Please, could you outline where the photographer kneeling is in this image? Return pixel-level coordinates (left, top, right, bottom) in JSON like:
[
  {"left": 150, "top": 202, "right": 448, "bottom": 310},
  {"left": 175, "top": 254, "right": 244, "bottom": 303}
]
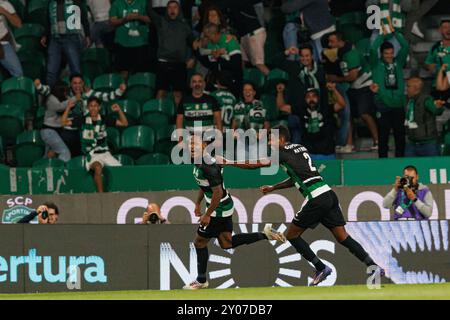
[
  {"left": 383, "top": 166, "right": 434, "bottom": 220},
  {"left": 140, "top": 203, "right": 170, "bottom": 225},
  {"left": 17, "top": 203, "right": 60, "bottom": 224}
]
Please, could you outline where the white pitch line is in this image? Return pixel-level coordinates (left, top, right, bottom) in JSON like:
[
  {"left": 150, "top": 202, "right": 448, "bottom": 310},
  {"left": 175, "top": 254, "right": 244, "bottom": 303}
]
[
  {"left": 216, "top": 278, "right": 235, "bottom": 289},
  {"left": 209, "top": 269, "right": 232, "bottom": 279},
  {"left": 279, "top": 268, "right": 301, "bottom": 278},
  {"left": 279, "top": 253, "right": 301, "bottom": 264},
  {"left": 209, "top": 254, "right": 231, "bottom": 265},
  {"left": 275, "top": 241, "right": 291, "bottom": 254},
  {"left": 275, "top": 278, "right": 292, "bottom": 287}
]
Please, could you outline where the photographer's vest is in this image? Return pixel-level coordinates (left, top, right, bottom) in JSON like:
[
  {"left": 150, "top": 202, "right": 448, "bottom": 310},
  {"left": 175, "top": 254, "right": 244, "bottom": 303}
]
[
  {"left": 393, "top": 187, "right": 430, "bottom": 220},
  {"left": 406, "top": 94, "right": 437, "bottom": 143},
  {"left": 49, "top": 0, "right": 83, "bottom": 36}
]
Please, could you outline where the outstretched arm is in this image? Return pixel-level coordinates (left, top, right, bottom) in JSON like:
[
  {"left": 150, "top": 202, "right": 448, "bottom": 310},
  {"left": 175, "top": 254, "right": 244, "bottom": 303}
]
[
  {"left": 436, "top": 64, "right": 450, "bottom": 91},
  {"left": 216, "top": 156, "right": 272, "bottom": 169},
  {"left": 274, "top": 178, "right": 295, "bottom": 190},
  {"left": 261, "top": 178, "right": 295, "bottom": 194}
]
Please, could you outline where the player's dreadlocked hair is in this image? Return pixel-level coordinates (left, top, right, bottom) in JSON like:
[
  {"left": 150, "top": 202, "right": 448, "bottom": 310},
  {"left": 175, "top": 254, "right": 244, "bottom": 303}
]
[{"left": 271, "top": 125, "right": 291, "bottom": 143}]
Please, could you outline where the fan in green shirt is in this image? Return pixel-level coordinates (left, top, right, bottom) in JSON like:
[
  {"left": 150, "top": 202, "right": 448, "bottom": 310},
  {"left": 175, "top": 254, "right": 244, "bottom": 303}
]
[
  {"left": 369, "top": 31, "right": 409, "bottom": 109},
  {"left": 424, "top": 20, "right": 450, "bottom": 87},
  {"left": 232, "top": 83, "right": 270, "bottom": 132},
  {"left": 109, "top": 0, "right": 150, "bottom": 48},
  {"left": 211, "top": 89, "right": 236, "bottom": 131},
  {"left": 204, "top": 33, "right": 241, "bottom": 61},
  {"left": 326, "top": 32, "right": 373, "bottom": 90}
]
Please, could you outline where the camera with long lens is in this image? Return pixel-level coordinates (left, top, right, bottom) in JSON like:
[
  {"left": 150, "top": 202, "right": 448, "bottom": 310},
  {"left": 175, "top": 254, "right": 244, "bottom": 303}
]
[
  {"left": 399, "top": 176, "right": 414, "bottom": 190},
  {"left": 41, "top": 210, "right": 48, "bottom": 220},
  {"left": 149, "top": 213, "right": 159, "bottom": 224}
]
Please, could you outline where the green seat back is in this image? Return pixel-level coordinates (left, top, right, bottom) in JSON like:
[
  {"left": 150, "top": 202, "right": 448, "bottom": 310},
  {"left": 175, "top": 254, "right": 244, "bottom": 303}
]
[
  {"left": 66, "top": 156, "right": 87, "bottom": 169},
  {"left": 155, "top": 124, "right": 175, "bottom": 142},
  {"left": 128, "top": 72, "right": 156, "bottom": 90},
  {"left": 0, "top": 104, "right": 25, "bottom": 140},
  {"left": 141, "top": 98, "right": 174, "bottom": 129},
  {"left": 120, "top": 125, "right": 155, "bottom": 159},
  {"left": 154, "top": 140, "right": 176, "bottom": 157},
  {"left": 27, "top": 0, "right": 50, "bottom": 29},
  {"left": 106, "top": 99, "right": 141, "bottom": 126},
  {"left": 0, "top": 136, "right": 3, "bottom": 162},
  {"left": 136, "top": 153, "right": 170, "bottom": 165},
  {"left": 114, "top": 154, "right": 135, "bottom": 166},
  {"left": 125, "top": 73, "right": 156, "bottom": 105},
  {"left": 243, "top": 68, "right": 266, "bottom": 89},
  {"left": 93, "top": 73, "right": 123, "bottom": 93},
  {"left": 32, "top": 158, "right": 66, "bottom": 168},
  {"left": 1, "top": 77, "right": 35, "bottom": 111},
  {"left": 142, "top": 98, "right": 175, "bottom": 117},
  {"left": 154, "top": 125, "right": 176, "bottom": 156},
  {"left": 81, "top": 48, "right": 111, "bottom": 82},
  {"left": 34, "top": 106, "right": 45, "bottom": 129},
  {"left": 14, "top": 130, "right": 45, "bottom": 167},
  {"left": 14, "top": 23, "right": 45, "bottom": 52},
  {"left": 261, "top": 94, "right": 279, "bottom": 121},
  {"left": 106, "top": 127, "right": 121, "bottom": 154},
  {"left": 18, "top": 50, "right": 46, "bottom": 80},
  {"left": 264, "top": 69, "right": 289, "bottom": 94}
]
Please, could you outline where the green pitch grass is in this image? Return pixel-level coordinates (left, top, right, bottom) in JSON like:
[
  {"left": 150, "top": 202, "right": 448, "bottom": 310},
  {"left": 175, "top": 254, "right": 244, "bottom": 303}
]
[{"left": 0, "top": 283, "right": 449, "bottom": 300}]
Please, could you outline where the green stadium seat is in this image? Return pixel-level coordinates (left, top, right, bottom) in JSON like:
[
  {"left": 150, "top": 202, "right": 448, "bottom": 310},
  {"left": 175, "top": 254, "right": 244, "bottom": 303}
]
[
  {"left": 26, "top": 0, "right": 50, "bottom": 29},
  {"left": 338, "top": 11, "right": 366, "bottom": 26},
  {"left": 443, "top": 144, "right": 450, "bottom": 156},
  {"left": 243, "top": 68, "right": 266, "bottom": 89},
  {"left": 14, "top": 23, "right": 45, "bottom": 52},
  {"left": 106, "top": 99, "right": 141, "bottom": 126},
  {"left": 106, "top": 127, "right": 121, "bottom": 154},
  {"left": 120, "top": 125, "right": 155, "bottom": 159},
  {"left": 66, "top": 156, "right": 87, "bottom": 169},
  {"left": 0, "top": 136, "right": 4, "bottom": 163},
  {"left": 155, "top": 141, "right": 177, "bottom": 158},
  {"left": 93, "top": 73, "right": 123, "bottom": 94},
  {"left": 10, "top": 0, "right": 26, "bottom": 20},
  {"left": 264, "top": 69, "right": 289, "bottom": 94},
  {"left": 154, "top": 125, "right": 176, "bottom": 156},
  {"left": 34, "top": 106, "right": 45, "bottom": 130},
  {"left": 444, "top": 132, "right": 450, "bottom": 145},
  {"left": 32, "top": 158, "right": 66, "bottom": 168},
  {"left": 337, "top": 11, "right": 368, "bottom": 44},
  {"left": 261, "top": 94, "right": 279, "bottom": 121},
  {"left": 114, "top": 154, "right": 135, "bottom": 166},
  {"left": 155, "top": 124, "right": 173, "bottom": 142},
  {"left": 125, "top": 72, "right": 156, "bottom": 105},
  {"left": 0, "top": 104, "right": 25, "bottom": 140},
  {"left": 136, "top": 153, "right": 170, "bottom": 165},
  {"left": 0, "top": 71, "right": 7, "bottom": 86},
  {"left": 141, "top": 98, "right": 174, "bottom": 129},
  {"left": 18, "top": 50, "right": 46, "bottom": 80},
  {"left": 14, "top": 130, "right": 45, "bottom": 167},
  {"left": 64, "top": 156, "right": 97, "bottom": 192},
  {"left": 1, "top": 77, "right": 35, "bottom": 111},
  {"left": 81, "top": 48, "right": 111, "bottom": 82}
]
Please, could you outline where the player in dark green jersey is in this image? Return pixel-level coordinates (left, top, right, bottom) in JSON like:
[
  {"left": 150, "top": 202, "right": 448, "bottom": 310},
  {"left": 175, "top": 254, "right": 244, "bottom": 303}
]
[
  {"left": 183, "top": 135, "right": 286, "bottom": 290},
  {"left": 219, "top": 126, "right": 385, "bottom": 286}
]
